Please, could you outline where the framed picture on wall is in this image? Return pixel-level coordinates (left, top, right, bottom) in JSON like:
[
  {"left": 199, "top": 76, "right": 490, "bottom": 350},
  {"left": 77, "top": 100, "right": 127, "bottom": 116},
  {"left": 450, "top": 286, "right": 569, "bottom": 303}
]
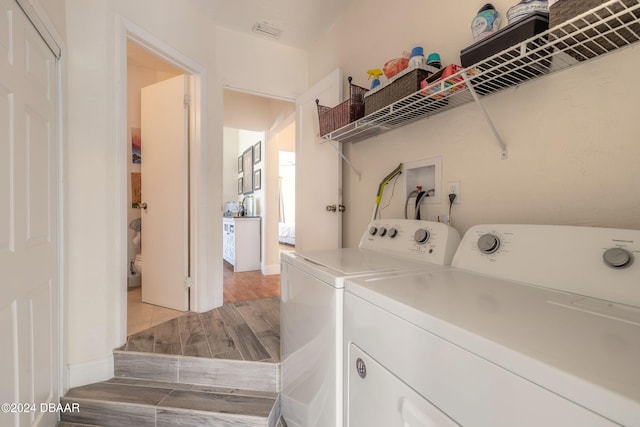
[
  {"left": 254, "top": 141, "right": 261, "bottom": 163},
  {"left": 242, "top": 146, "right": 254, "bottom": 194},
  {"left": 254, "top": 169, "right": 262, "bottom": 190},
  {"left": 238, "top": 155, "right": 243, "bottom": 173},
  {"left": 131, "top": 127, "right": 141, "bottom": 164},
  {"left": 238, "top": 178, "right": 243, "bottom": 195}
]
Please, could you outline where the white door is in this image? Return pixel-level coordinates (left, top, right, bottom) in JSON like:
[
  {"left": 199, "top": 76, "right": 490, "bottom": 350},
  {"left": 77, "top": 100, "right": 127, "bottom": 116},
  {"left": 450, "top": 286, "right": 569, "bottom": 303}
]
[
  {"left": 0, "top": 1, "right": 60, "bottom": 426},
  {"left": 295, "top": 69, "right": 343, "bottom": 253},
  {"left": 140, "top": 75, "right": 189, "bottom": 311}
]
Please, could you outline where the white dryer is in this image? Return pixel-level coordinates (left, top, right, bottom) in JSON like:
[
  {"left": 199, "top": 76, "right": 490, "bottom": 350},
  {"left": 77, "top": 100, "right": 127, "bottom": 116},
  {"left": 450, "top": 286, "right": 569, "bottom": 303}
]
[
  {"left": 280, "top": 219, "right": 461, "bottom": 427},
  {"left": 344, "top": 224, "right": 640, "bottom": 426}
]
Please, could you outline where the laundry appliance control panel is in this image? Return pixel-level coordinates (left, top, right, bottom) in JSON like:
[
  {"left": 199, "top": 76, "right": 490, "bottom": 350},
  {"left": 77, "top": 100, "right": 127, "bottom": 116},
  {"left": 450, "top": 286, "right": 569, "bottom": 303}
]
[
  {"left": 359, "top": 219, "right": 461, "bottom": 266},
  {"left": 452, "top": 224, "right": 640, "bottom": 308}
]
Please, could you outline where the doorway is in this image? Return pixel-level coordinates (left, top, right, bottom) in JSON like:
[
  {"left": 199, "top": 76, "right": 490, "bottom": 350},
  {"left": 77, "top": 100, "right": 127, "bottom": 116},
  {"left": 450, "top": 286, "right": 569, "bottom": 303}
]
[
  {"left": 123, "top": 40, "right": 191, "bottom": 336},
  {"left": 222, "top": 90, "right": 295, "bottom": 303}
]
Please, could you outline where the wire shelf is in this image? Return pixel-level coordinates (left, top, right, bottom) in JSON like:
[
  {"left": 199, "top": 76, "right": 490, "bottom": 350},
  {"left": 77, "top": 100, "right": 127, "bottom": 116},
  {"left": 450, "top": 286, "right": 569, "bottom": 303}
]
[{"left": 322, "top": 0, "right": 640, "bottom": 144}]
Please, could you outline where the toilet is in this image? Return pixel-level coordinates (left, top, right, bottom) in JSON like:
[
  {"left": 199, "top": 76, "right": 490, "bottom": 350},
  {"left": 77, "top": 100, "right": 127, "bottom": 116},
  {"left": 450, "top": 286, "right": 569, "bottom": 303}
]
[
  {"left": 129, "top": 217, "right": 143, "bottom": 276},
  {"left": 133, "top": 252, "right": 143, "bottom": 274}
]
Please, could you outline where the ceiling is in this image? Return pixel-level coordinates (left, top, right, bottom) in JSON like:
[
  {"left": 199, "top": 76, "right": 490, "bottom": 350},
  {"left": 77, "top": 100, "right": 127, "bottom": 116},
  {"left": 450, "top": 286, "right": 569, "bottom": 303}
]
[{"left": 187, "top": 0, "right": 353, "bottom": 49}]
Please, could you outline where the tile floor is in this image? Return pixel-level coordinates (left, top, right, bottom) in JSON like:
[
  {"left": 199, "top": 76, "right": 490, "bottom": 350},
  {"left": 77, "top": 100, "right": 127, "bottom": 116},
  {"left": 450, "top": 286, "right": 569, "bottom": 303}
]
[
  {"left": 61, "top": 378, "right": 279, "bottom": 427},
  {"left": 123, "top": 297, "right": 280, "bottom": 362},
  {"left": 127, "top": 287, "right": 185, "bottom": 336}
]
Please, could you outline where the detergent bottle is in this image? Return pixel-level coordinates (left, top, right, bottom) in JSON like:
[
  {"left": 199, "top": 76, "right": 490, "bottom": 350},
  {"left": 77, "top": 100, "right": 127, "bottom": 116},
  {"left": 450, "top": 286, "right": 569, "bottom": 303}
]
[
  {"left": 367, "top": 68, "right": 383, "bottom": 90},
  {"left": 471, "top": 3, "right": 501, "bottom": 41},
  {"left": 408, "top": 46, "right": 426, "bottom": 69}
]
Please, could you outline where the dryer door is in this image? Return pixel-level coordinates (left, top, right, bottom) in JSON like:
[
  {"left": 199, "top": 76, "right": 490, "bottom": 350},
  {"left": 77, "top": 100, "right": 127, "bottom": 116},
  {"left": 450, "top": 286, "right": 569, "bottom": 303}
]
[{"left": 347, "top": 344, "right": 459, "bottom": 427}]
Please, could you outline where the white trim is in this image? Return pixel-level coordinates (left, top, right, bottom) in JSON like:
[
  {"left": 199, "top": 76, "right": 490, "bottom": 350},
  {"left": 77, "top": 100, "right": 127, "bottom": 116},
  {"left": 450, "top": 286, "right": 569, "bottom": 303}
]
[
  {"left": 263, "top": 263, "right": 280, "bottom": 276},
  {"left": 56, "top": 52, "right": 67, "bottom": 398},
  {"left": 67, "top": 354, "right": 114, "bottom": 388},
  {"left": 224, "top": 84, "right": 295, "bottom": 103},
  {"left": 14, "top": 0, "right": 62, "bottom": 57},
  {"left": 115, "top": 17, "right": 209, "bottom": 348}
]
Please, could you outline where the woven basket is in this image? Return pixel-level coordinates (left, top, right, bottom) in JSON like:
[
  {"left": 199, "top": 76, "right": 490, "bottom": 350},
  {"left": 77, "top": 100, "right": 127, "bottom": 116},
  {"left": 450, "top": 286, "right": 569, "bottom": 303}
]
[
  {"left": 317, "top": 77, "right": 367, "bottom": 137},
  {"left": 550, "top": 0, "right": 640, "bottom": 60},
  {"left": 364, "top": 68, "right": 433, "bottom": 116}
]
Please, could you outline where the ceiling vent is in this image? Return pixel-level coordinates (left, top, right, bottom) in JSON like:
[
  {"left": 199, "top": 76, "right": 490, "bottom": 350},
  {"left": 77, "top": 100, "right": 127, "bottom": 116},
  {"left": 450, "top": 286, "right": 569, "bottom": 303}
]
[{"left": 252, "top": 22, "right": 283, "bottom": 39}]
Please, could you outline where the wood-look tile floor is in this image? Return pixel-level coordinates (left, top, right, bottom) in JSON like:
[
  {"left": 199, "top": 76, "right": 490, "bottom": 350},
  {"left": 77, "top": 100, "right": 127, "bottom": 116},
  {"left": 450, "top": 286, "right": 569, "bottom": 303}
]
[
  {"left": 123, "top": 297, "right": 280, "bottom": 362},
  {"left": 128, "top": 262, "right": 282, "bottom": 336}
]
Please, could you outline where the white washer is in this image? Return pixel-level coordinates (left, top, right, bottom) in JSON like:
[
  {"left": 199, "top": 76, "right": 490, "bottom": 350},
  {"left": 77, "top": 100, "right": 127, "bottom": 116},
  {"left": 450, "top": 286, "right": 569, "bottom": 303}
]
[
  {"left": 344, "top": 224, "right": 640, "bottom": 426},
  {"left": 280, "top": 219, "right": 461, "bottom": 427}
]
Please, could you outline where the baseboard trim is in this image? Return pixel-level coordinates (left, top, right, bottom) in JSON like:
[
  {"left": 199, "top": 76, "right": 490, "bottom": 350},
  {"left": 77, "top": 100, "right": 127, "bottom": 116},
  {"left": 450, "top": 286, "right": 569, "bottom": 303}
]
[
  {"left": 68, "top": 354, "right": 114, "bottom": 388},
  {"left": 263, "top": 263, "right": 280, "bottom": 275}
]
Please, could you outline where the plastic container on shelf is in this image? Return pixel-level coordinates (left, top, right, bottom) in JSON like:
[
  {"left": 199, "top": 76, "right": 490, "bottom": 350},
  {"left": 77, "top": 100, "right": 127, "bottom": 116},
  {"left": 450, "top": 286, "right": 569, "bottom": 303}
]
[
  {"left": 507, "top": 0, "right": 548, "bottom": 24},
  {"left": 460, "top": 11, "right": 550, "bottom": 67},
  {"left": 471, "top": 3, "right": 502, "bottom": 41}
]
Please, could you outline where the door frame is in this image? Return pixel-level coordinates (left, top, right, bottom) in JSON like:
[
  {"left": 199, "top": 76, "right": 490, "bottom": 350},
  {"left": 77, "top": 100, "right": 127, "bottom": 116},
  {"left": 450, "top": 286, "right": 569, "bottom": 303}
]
[{"left": 115, "top": 17, "right": 207, "bottom": 343}]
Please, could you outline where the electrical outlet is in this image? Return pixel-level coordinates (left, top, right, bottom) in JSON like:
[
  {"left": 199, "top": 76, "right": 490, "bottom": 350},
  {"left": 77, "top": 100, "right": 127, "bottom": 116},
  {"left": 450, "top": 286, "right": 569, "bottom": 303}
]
[{"left": 447, "top": 181, "right": 461, "bottom": 204}]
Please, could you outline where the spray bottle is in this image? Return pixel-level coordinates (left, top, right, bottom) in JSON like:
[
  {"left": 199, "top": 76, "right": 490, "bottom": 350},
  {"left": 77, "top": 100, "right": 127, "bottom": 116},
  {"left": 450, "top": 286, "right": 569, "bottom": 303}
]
[{"left": 367, "top": 68, "right": 383, "bottom": 90}]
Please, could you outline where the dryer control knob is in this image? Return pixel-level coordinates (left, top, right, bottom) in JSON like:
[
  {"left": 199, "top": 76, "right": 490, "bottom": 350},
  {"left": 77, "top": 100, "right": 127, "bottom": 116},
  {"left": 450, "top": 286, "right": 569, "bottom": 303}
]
[
  {"left": 603, "top": 247, "right": 633, "bottom": 269},
  {"left": 414, "top": 228, "right": 430, "bottom": 244},
  {"left": 388, "top": 228, "right": 398, "bottom": 238},
  {"left": 379, "top": 227, "right": 387, "bottom": 237},
  {"left": 369, "top": 226, "right": 378, "bottom": 236},
  {"left": 478, "top": 233, "right": 500, "bottom": 254}
]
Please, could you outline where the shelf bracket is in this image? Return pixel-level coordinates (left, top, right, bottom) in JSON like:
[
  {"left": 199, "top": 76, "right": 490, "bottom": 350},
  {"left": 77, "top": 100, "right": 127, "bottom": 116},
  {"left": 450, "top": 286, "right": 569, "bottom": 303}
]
[
  {"left": 462, "top": 71, "right": 508, "bottom": 160},
  {"left": 326, "top": 138, "right": 362, "bottom": 179}
]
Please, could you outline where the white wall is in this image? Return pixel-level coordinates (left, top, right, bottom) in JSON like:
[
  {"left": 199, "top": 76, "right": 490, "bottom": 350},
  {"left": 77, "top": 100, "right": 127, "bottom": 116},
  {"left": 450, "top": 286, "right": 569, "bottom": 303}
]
[
  {"left": 307, "top": 0, "right": 640, "bottom": 247},
  {"left": 216, "top": 26, "right": 308, "bottom": 100},
  {"left": 63, "top": 0, "right": 307, "bottom": 387},
  {"left": 279, "top": 149, "right": 296, "bottom": 224},
  {"left": 223, "top": 127, "right": 241, "bottom": 203},
  {"left": 265, "top": 116, "right": 296, "bottom": 274}
]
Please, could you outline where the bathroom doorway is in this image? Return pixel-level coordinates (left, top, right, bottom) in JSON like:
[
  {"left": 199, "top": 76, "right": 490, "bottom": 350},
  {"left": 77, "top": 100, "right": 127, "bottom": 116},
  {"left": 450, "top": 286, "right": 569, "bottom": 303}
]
[{"left": 124, "top": 40, "right": 188, "bottom": 335}]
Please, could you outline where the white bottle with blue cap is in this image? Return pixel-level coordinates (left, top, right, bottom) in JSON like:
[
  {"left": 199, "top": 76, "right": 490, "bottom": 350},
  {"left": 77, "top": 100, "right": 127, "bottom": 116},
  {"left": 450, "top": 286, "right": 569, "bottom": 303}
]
[{"left": 408, "top": 46, "right": 427, "bottom": 69}]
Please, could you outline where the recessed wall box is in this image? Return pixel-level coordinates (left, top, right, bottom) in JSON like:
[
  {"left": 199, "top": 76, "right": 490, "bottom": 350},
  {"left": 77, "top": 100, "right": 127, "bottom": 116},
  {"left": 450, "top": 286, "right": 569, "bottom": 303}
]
[{"left": 404, "top": 156, "right": 442, "bottom": 209}]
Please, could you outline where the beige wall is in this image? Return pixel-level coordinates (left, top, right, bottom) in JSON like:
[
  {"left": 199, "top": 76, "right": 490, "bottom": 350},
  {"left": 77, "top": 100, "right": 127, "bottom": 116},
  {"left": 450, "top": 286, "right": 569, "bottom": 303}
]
[{"left": 307, "top": 0, "right": 640, "bottom": 247}]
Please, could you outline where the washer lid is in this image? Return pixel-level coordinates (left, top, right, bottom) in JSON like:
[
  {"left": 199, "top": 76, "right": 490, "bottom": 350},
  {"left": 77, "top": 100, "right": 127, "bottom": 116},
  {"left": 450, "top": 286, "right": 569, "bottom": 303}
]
[{"left": 299, "top": 248, "right": 440, "bottom": 276}]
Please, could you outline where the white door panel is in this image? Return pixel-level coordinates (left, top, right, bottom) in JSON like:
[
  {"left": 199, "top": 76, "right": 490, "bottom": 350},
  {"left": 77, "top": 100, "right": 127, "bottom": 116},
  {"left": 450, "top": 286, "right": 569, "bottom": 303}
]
[
  {"left": 0, "top": 1, "right": 59, "bottom": 425},
  {"left": 140, "top": 75, "right": 189, "bottom": 311},
  {"left": 295, "top": 69, "right": 343, "bottom": 253}
]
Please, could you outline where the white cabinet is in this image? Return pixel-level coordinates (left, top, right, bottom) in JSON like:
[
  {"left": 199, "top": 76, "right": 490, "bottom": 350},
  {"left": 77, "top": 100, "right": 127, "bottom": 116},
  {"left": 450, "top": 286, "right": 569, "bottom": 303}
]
[{"left": 223, "top": 217, "right": 261, "bottom": 272}]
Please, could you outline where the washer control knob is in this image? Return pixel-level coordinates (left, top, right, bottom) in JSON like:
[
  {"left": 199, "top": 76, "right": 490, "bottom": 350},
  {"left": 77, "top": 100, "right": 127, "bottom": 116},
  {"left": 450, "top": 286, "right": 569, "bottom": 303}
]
[
  {"left": 388, "top": 228, "right": 398, "bottom": 238},
  {"left": 379, "top": 227, "right": 387, "bottom": 237},
  {"left": 603, "top": 247, "right": 633, "bottom": 269},
  {"left": 478, "top": 233, "right": 501, "bottom": 254},
  {"left": 369, "top": 226, "right": 378, "bottom": 236},
  {"left": 414, "top": 228, "right": 430, "bottom": 244}
]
